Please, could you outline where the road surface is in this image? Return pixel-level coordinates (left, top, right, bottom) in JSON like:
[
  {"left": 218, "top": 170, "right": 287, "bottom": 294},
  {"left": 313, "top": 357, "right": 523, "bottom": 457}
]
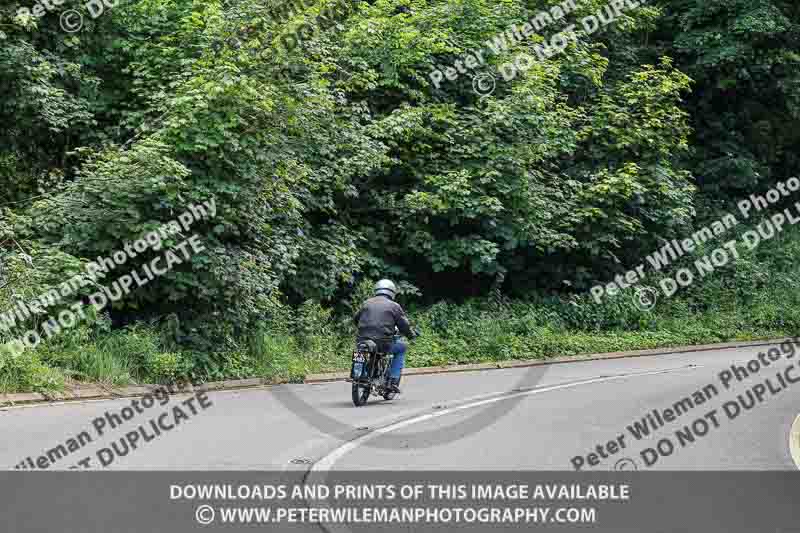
[{"left": 2, "top": 343, "right": 798, "bottom": 471}]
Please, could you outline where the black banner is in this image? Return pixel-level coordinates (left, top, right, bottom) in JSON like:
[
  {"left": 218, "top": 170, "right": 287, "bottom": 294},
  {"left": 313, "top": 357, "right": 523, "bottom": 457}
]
[{"left": 2, "top": 472, "right": 797, "bottom": 532}]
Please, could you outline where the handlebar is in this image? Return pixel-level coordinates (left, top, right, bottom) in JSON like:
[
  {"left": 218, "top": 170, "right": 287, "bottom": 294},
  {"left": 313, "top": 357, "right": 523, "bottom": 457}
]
[{"left": 393, "top": 326, "right": 421, "bottom": 339}]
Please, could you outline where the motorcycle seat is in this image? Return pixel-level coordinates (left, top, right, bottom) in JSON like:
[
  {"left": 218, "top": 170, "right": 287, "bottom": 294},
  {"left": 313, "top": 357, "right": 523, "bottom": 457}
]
[{"left": 356, "top": 339, "right": 378, "bottom": 354}]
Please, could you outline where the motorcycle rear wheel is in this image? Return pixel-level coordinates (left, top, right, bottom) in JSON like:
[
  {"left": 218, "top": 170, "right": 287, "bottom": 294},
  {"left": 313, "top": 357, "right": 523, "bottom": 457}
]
[{"left": 352, "top": 382, "right": 370, "bottom": 406}]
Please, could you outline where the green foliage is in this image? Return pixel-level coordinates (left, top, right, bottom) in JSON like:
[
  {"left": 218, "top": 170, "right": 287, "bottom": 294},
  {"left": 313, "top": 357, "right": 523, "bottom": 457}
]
[
  {"left": 145, "top": 351, "right": 187, "bottom": 383},
  {"left": 662, "top": 0, "right": 800, "bottom": 197},
  {"left": 0, "top": 341, "right": 64, "bottom": 394},
  {"left": 0, "top": 0, "right": 702, "bottom": 311},
  {"left": 1, "top": 0, "right": 799, "bottom": 393}
]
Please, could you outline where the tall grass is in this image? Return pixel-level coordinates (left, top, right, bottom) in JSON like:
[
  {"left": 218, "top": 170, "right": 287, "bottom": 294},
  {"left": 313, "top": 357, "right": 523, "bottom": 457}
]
[{"left": 4, "top": 224, "right": 800, "bottom": 394}]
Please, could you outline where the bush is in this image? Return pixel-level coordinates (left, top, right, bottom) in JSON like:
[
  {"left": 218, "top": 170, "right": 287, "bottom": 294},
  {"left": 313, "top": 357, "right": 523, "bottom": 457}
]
[
  {"left": 144, "top": 352, "right": 187, "bottom": 384},
  {"left": 4, "top": 219, "right": 800, "bottom": 393},
  {"left": 0, "top": 342, "right": 64, "bottom": 394}
]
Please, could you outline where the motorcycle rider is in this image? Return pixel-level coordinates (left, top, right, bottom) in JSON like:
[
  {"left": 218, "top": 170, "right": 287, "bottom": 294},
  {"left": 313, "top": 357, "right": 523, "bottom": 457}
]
[{"left": 354, "top": 279, "right": 416, "bottom": 393}]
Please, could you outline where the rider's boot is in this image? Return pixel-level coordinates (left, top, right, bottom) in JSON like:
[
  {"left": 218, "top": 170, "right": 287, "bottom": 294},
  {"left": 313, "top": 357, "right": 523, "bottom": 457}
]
[{"left": 388, "top": 377, "right": 401, "bottom": 393}]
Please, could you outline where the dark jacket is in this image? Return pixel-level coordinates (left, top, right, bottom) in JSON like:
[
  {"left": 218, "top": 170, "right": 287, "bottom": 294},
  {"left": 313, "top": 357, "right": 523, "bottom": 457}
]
[{"left": 354, "top": 295, "right": 413, "bottom": 348}]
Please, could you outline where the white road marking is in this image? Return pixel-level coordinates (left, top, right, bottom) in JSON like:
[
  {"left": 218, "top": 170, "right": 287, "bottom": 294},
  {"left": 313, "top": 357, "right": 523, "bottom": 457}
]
[
  {"left": 311, "top": 366, "right": 696, "bottom": 473},
  {"left": 790, "top": 415, "right": 800, "bottom": 470}
]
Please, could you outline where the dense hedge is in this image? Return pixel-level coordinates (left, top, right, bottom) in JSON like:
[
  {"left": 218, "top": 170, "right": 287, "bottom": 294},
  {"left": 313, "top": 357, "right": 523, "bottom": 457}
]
[{"left": 1, "top": 0, "right": 799, "bottom": 391}]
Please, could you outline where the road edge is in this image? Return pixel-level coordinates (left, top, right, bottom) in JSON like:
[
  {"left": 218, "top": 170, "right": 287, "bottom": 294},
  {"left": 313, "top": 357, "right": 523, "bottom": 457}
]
[
  {"left": 1, "top": 337, "right": 792, "bottom": 408},
  {"left": 305, "top": 337, "right": 794, "bottom": 383}
]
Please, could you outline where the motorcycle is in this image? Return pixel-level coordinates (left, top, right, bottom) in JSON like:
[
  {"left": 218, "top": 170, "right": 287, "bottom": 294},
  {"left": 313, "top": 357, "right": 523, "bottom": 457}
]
[{"left": 349, "top": 328, "right": 418, "bottom": 407}]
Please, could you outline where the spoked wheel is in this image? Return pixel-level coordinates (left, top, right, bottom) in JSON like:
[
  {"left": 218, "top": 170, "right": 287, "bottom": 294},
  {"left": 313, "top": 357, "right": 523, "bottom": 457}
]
[{"left": 352, "top": 381, "right": 371, "bottom": 406}]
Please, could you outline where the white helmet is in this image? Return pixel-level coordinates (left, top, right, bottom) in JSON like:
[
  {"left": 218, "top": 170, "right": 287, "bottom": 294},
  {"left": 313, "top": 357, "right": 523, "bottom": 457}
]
[{"left": 374, "top": 279, "right": 397, "bottom": 299}]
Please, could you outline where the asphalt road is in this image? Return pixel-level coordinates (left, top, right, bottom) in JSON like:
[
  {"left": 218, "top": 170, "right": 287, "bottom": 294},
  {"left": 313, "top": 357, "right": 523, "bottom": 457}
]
[{"left": 2, "top": 344, "right": 798, "bottom": 471}]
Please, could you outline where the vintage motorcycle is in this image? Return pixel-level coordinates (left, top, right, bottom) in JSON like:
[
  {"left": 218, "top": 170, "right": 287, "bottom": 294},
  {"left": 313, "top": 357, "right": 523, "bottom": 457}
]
[{"left": 348, "top": 330, "right": 409, "bottom": 407}]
